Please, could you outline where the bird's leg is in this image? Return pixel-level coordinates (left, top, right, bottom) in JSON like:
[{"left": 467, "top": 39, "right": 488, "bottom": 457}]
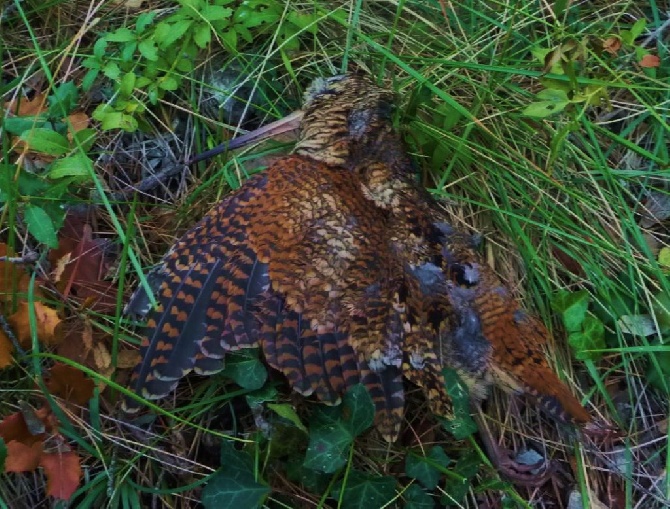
[{"left": 473, "top": 405, "right": 554, "bottom": 487}]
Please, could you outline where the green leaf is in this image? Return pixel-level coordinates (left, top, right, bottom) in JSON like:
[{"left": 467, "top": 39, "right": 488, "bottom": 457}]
[
  {"left": 652, "top": 291, "right": 670, "bottom": 334},
  {"left": 20, "top": 128, "right": 69, "bottom": 156},
  {"left": 303, "top": 384, "right": 374, "bottom": 473},
  {"left": 48, "top": 82, "right": 78, "bottom": 116},
  {"left": 136, "top": 11, "right": 157, "bottom": 32},
  {"left": 331, "top": 470, "right": 396, "bottom": 509},
  {"left": 82, "top": 69, "right": 99, "bottom": 91},
  {"left": 194, "top": 24, "right": 212, "bottom": 48},
  {"left": 630, "top": 18, "right": 647, "bottom": 40},
  {"left": 267, "top": 403, "right": 307, "bottom": 433},
  {"left": 522, "top": 100, "right": 569, "bottom": 118},
  {"left": 441, "top": 450, "right": 481, "bottom": 505},
  {"left": 105, "top": 27, "right": 136, "bottom": 43},
  {"left": 138, "top": 39, "right": 158, "bottom": 61},
  {"left": 222, "top": 351, "right": 267, "bottom": 390},
  {"left": 403, "top": 484, "right": 433, "bottom": 509},
  {"left": 162, "top": 19, "right": 193, "bottom": 46},
  {"left": 202, "top": 441, "right": 270, "bottom": 509},
  {"left": 93, "top": 106, "right": 138, "bottom": 132},
  {"left": 405, "top": 446, "right": 450, "bottom": 489},
  {"left": 287, "top": 11, "right": 318, "bottom": 34},
  {"left": 120, "top": 72, "right": 136, "bottom": 97},
  {"left": 618, "top": 314, "right": 656, "bottom": 337},
  {"left": 440, "top": 368, "right": 477, "bottom": 439},
  {"left": 568, "top": 315, "right": 605, "bottom": 360},
  {"left": 222, "top": 29, "right": 238, "bottom": 50},
  {"left": 158, "top": 76, "right": 179, "bottom": 91},
  {"left": 551, "top": 289, "right": 590, "bottom": 332},
  {"left": 24, "top": 204, "right": 58, "bottom": 247},
  {"left": 102, "top": 62, "right": 121, "bottom": 80},
  {"left": 3, "top": 116, "right": 47, "bottom": 135},
  {"left": 71, "top": 128, "right": 97, "bottom": 152},
  {"left": 0, "top": 164, "right": 18, "bottom": 202},
  {"left": 201, "top": 5, "right": 233, "bottom": 21},
  {"left": 48, "top": 153, "right": 92, "bottom": 179}
]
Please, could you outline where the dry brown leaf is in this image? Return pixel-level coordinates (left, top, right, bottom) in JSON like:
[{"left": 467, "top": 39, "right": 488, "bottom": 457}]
[
  {"left": 0, "top": 329, "right": 14, "bottom": 368},
  {"left": 4, "top": 440, "right": 44, "bottom": 472},
  {"left": 3, "top": 91, "right": 48, "bottom": 117},
  {"left": 92, "top": 342, "right": 111, "bottom": 370},
  {"left": 602, "top": 37, "right": 621, "bottom": 55},
  {"left": 46, "top": 363, "right": 95, "bottom": 406},
  {"left": 40, "top": 451, "right": 82, "bottom": 500},
  {"left": 117, "top": 349, "right": 141, "bottom": 369},
  {"left": 8, "top": 301, "right": 62, "bottom": 347},
  {"left": 640, "top": 54, "right": 660, "bottom": 68},
  {"left": 66, "top": 112, "right": 90, "bottom": 138}
]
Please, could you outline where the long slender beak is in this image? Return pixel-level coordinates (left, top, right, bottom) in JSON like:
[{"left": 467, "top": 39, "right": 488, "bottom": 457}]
[{"left": 188, "top": 110, "right": 305, "bottom": 165}]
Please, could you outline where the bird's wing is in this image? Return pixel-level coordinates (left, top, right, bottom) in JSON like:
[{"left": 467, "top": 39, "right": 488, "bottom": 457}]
[{"left": 123, "top": 155, "right": 407, "bottom": 439}]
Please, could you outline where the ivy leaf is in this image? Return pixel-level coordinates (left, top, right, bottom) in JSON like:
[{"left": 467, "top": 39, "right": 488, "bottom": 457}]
[
  {"left": 24, "top": 204, "right": 58, "bottom": 247},
  {"left": 201, "top": 440, "right": 270, "bottom": 509},
  {"left": 551, "top": 290, "right": 590, "bottom": 332},
  {"left": 222, "top": 351, "right": 267, "bottom": 390},
  {"left": 403, "top": 484, "right": 434, "bottom": 509},
  {"left": 568, "top": 315, "right": 605, "bottom": 360},
  {"left": 405, "top": 446, "right": 450, "bottom": 489},
  {"left": 303, "top": 384, "right": 374, "bottom": 473},
  {"left": 331, "top": 470, "right": 396, "bottom": 509},
  {"left": 440, "top": 368, "right": 477, "bottom": 439}
]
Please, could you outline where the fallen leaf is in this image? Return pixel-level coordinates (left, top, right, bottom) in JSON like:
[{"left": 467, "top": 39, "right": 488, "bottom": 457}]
[
  {"left": 640, "top": 54, "right": 660, "bottom": 68},
  {"left": 66, "top": 112, "right": 89, "bottom": 138},
  {"left": 40, "top": 451, "right": 82, "bottom": 500},
  {"left": 48, "top": 215, "right": 118, "bottom": 312},
  {"left": 117, "top": 349, "right": 141, "bottom": 369},
  {"left": 4, "top": 440, "right": 43, "bottom": 472},
  {"left": 46, "top": 363, "right": 95, "bottom": 406},
  {"left": 0, "top": 330, "right": 14, "bottom": 368},
  {"left": 8, "top": 301, "right": 62, "bottom": 347},
  {"left": 92, "top": 342, "right": 111, "bottom": 371},
  {"left": 602, "top": 37, "right": 621, "bottom": 55},
  {"left": 3, "top": 91, "right": 48, "bottom": 117}
]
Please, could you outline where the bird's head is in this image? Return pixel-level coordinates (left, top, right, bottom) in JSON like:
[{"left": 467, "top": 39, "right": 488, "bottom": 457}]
[{"left": 294, "top": 74, "right": 397, "bottom": 166}]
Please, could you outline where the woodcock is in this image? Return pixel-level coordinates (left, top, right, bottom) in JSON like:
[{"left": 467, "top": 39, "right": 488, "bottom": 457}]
[{"left": 123, "top": 73, "right": 597, "bottom": 484}]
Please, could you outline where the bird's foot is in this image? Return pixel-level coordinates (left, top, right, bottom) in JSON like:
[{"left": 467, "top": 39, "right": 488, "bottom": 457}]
[{"left": 490, "top": 446, "right": 554, "bottom": 487}]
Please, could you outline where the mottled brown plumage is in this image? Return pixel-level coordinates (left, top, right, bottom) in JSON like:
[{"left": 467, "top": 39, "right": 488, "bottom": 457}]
[
  {"left": 123, "top": 75, "right": 455, "bottom": 441},
  {"left": 124, "top": 74, "right": 596, "bottom": 463}
]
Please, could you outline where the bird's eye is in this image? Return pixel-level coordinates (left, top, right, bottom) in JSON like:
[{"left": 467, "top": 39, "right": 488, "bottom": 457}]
[{"left": 449, "top": 263, "right": 479, "bottom": 288}]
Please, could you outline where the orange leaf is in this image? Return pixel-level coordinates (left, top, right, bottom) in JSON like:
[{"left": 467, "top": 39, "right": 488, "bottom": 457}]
[
  {"left": 0, "top": 329, "right": 14, "bottom": 368},
  {"left": 8, "top": 301, "right": 62, "bottom": 347},
  {"left": 46, "top": 363, "right": 95, "bottom": 406},
  {"left": 602, "top": 37, "right": 621, "bottom": 55},
  {"left": 3, "top": 91, "right": 48, "bottom": 117},
  {"left": 66, "top": 112, "right": 90, "bottom": 140},
  {"left": 0, "top": 412, "right": 33, "bottom": 443},
  {"left": 640, "top": 54, "right": 660, "bottom": 68},
  {"left": 4, "top": 440, "right": 43, "bottom": 472},
  {"left": 40, "top": 451, "right": 82, "bottom": 500}
]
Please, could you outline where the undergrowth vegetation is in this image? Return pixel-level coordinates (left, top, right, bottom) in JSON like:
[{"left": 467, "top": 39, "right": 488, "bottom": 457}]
[{"left": 1, "top": 0, "right": 669, "bottom": 507}]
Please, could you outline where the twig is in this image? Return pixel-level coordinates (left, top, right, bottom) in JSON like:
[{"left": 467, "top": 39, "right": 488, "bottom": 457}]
[{"left": 0, "top": 252, "right": 39, "bottom": 264}]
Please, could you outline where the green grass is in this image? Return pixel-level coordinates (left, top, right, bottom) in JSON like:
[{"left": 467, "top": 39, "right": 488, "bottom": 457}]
[{"left": 1, "top": 0, "right": 669, "bottom": 507}]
